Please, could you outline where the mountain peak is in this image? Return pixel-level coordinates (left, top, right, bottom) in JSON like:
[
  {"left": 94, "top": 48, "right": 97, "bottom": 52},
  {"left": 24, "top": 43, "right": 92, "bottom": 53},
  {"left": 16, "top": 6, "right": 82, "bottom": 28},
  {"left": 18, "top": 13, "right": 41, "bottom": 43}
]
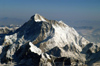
[{"left": 31, "top": 13, "right": 47, "bottom": 22}]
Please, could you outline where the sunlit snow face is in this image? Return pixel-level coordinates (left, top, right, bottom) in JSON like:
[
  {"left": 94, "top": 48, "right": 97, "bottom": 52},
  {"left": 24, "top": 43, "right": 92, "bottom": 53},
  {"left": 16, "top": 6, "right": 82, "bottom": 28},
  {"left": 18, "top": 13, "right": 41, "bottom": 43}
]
[{"left": 34, "top": 14, "right": 46, "bottom": 22}]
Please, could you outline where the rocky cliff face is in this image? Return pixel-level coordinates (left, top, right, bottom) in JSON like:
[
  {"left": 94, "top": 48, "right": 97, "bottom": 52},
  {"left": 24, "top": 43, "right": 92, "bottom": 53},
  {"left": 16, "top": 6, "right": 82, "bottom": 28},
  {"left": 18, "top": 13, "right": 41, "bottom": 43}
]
[{"left": 0, "top": 14, "right": 100, "bottom": 66}]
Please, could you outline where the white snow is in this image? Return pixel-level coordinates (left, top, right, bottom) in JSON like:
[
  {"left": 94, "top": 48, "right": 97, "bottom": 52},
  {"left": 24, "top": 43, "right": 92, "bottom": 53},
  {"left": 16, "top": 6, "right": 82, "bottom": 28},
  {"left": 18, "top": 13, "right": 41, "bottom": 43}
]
[
  {"left": 39, "top": 21, "right": 89, "bottom": 52},
  {"left": 0, "top": 46, "right": 3, "bottom": 54},
  {"left": 51, "top": 24, "right": 82, "bottom": 51},
  {"left": 34, "top": 14, "right": 46, "bottom": 22},
  {"left": 4, "top": 33, "right": 17, "bottom": 45},
  {"left": 29, "top": 42, "right": 42, "bottom": 55}
]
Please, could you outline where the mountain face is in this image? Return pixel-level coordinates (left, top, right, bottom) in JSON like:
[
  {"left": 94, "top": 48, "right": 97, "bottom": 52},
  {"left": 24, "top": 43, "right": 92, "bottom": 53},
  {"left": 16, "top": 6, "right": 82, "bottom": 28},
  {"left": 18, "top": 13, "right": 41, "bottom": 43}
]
[{"left": 0, "top": 14, "right": 100, "bottom": 66}]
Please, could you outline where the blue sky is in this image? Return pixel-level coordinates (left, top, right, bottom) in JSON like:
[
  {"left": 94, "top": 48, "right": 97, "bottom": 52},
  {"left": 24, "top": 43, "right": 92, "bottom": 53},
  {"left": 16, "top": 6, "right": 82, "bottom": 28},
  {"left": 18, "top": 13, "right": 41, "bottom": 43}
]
[{"left": 0, "top": 0, "right": 100, "bottom": 22}]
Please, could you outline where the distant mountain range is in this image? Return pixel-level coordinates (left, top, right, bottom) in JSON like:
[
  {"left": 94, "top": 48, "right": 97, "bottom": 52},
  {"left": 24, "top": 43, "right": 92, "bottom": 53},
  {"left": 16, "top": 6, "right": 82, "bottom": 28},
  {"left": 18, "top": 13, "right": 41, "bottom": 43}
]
[
  {"left": 0, "top": 17, "right": 26, "bottom": 25},
  {"left": 74, "top": 26, "right": 100, "bottom": 44},
  {"left": 66, "top": 20, "right": 100, "bottom": 29}
]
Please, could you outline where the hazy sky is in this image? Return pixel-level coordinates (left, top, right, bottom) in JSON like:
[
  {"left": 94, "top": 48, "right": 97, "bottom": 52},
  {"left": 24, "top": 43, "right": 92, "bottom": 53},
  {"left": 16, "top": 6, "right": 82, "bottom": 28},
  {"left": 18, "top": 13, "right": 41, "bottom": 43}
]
[{"left": 0, "top": 0, "right": 100, "bottom": 22}]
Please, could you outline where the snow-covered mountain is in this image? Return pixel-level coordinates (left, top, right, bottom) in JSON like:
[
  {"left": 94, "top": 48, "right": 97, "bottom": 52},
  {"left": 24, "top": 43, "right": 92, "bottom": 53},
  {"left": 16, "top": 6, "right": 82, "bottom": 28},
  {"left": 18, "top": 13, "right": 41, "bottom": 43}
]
[{"left": 0, "top": 14, "right": 100, "bottom": 66}]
